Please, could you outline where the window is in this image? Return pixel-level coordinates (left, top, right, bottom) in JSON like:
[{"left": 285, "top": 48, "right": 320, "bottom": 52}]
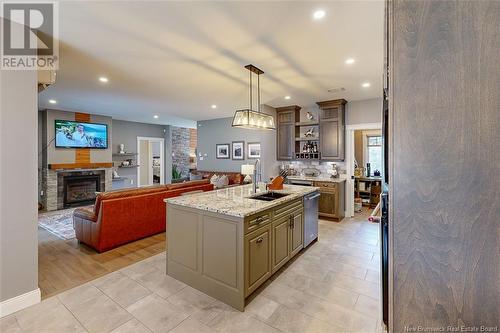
[{"left": 367, "top": 135, "right": 382, "bottom": 175}]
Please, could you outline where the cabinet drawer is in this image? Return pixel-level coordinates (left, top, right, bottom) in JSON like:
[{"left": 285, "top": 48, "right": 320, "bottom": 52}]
[
  {"left": 314, "top": 181, "right": 338, "bottom": 191},
  {"left": 274, "top": 199, "right": 303, "bottom": 220},
  {"left": 245, "top": 212, "right": 271, "bottom": 234}
]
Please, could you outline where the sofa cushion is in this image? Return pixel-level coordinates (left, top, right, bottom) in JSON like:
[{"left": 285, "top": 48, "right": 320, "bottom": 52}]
[
  {"left": 74, "top": 206, "right": 97, "bottom": 222},
  {"left": 166, "top": 179, "right": 210, "bottom": 191},
  {"left": 192, "top": 170, "right": 243, "bottom": 185},
  {"left": 94, "top": 185, "right": 166, "bottom": 215},
  {"left": 218, "top": 175, "right": 229, "bottom": 188},
  {"left": 209, "top": 174, "right": 220, "bottom": 187}
]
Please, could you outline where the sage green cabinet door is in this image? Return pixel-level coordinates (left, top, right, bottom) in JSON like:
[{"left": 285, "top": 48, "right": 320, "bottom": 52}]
[
  {"left": 290, "top": 212, "right": 303, "bottom": 257},
  {"left": 245, "top": 224, "right": 271, "bottom": 296},
  {"left": 271, "top": 216, "right": 290, "bottom": 273}
]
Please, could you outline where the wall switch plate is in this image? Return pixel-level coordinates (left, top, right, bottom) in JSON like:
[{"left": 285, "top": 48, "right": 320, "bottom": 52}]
[{"left": 130, "top": 179, "right": 134, "bottom": 185}]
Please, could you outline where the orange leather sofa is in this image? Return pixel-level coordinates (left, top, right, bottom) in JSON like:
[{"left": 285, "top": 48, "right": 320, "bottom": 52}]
[{"left": 73, "top": 180, "right": 213, "bottom": 252}]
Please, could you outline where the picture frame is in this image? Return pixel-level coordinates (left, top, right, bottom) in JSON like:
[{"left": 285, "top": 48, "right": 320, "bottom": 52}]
[
  {"left": 232, "top": 141, "right": 245, "bottom": 160},
  {"left": 247, "top": 142, "right": 261, "bottom": 159},
  {"left": 216, "top": 143, "right": 230, "bottom": 159}
]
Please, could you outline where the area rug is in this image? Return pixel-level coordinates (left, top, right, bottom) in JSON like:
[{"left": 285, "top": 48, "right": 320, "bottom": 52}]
[{"left": 38, "top": 206, "right": 91, "bottom": 240}]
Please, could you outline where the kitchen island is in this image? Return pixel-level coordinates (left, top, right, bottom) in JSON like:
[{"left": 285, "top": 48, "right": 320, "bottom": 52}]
[{"left": 164, "top": 184, "right": 319, "bottom": 310}]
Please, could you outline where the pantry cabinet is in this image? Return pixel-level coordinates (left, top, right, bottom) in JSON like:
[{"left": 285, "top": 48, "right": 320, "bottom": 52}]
[
  {"left": 317, "top": 99, "right": 347, "bottom": 161},
  {"left": 276, "top": 106, "right": 300, "bottom": 160}
]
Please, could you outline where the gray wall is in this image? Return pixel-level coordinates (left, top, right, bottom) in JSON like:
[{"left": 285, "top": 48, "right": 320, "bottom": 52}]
[
  {"left": 196, "top": 106, "right": 279, "bottom": 181},
  {"left": 111, "top": 119, "right": 172, "bottom": 188},
  {"left": 40, "top": 109, "right": 112, "bottom": 165},
  {"left": 346, "top": 97, "right": 382, "bottom": 125},
  {"left": 0, "top": 68, "right": 39, "bottom": 303}
]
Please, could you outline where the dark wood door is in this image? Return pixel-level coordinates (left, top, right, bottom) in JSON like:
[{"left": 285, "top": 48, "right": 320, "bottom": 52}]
[
  {"left": 277, "top": 122, "right": 294, "bottom": 160},
  {"left": 388, "top": 0, "right": 500, "bottom": 330},
  {"left": 318, "top": 191, "right": 335, "bottom": 217},
  {"left": 317, "top": 100, "right": 346, "bottom": 161},
  {"left": 276, "top": 107, "right": 300, "bottom": 161},
  {"left": 319, "top": 119, "right": 340, "bottom": 160}
]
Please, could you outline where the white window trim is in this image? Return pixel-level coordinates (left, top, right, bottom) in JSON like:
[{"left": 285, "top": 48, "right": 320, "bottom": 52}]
[{"left": 362, "top": 130, "right": 382, "bottom": 167}]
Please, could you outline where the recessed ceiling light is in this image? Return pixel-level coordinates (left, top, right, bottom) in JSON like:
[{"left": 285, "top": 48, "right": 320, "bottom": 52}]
[
  {"left": 99, "top": 77, "right": 108, "bottom": 83},
  {"left": 313, "top": 10, "right": 326, "bottom": 20},
  {"left": 345, "top": 58, "right": 355, "bottom": 65},
  {"left": 284, "top": 96, "right": 291, "bottom": 100},
  {"left": 211, "top": 104, "right": 217, "bottom": 109},
  {"left": 362, "top": 82, "right": 371, "bottom": 88},
  {"left": 49, "top": 99, "right": 57, "bottom": 104},
  {"left": 153, "top": 115, "right": 159, "bottom": 119}
]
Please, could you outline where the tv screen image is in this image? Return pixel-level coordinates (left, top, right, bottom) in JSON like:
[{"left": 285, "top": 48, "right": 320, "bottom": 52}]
[{"left": 55, "top": 120, "right": 108, "bottom": 149}]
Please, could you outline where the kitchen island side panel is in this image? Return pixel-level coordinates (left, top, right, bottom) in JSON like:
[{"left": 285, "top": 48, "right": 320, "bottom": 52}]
[{"left": 166, "top": 204, "right": 245, "bottom": 310}]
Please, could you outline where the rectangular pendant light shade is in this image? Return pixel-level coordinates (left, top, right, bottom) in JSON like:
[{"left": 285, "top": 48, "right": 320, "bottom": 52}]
[{"left": 232, "top": 109, "right": 276, "bottom": 130}]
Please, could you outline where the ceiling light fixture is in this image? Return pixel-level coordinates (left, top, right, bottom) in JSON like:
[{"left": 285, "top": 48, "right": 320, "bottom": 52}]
[
  {"left": 99, "top": 77, "right": 109, "bottom": 83},
  {"left": 49, "top": 99, "right": 57, "bottom": 104},
  {"left": 154, "top": 115, "right": 159, "bottom": 119},
  {"left": 232, "top": 64, "right": 275, "bottom": 130},
  {"left": 345, "top": 58, "right": 355, "bottom": 65},
  {"left": 211, "top": 104, "right": 217, "bottom": 109},
  {"left": 362, "top": 82, "right": 371, "bottom": 88},
  {"left": 284, "top": 96, "right": 291, "bottom": 100},
  {"left": 313, "top": 10, "right": 326, "bottom": 20}
]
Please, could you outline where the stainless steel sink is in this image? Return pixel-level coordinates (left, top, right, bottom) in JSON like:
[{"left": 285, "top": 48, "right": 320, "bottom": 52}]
[{"left": 249, "top": 191, "right": 290, "bottom": 201}]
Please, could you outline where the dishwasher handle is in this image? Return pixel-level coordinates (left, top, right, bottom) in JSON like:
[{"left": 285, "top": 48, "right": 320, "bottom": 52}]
[{"left": 306, "top": 193, "right": 321, "bottom": 200}]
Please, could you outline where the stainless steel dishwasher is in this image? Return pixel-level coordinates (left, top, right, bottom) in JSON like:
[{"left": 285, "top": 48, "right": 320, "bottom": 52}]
[{"left": 303, "top": 191, "right": 320, "bottom": 247}]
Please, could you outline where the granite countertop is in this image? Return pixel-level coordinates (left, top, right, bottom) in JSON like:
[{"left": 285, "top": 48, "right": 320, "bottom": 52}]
[
  {"left": 287, "top": 175, "right": 347, "bottom": 183},
  {"left": 165, "top": 184, "right": 319, "bottom": 218}
]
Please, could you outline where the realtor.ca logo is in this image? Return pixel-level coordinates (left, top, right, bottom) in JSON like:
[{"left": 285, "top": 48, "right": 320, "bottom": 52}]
[{"left": 1, "top": 1, "right": 59, "bottom": 70}]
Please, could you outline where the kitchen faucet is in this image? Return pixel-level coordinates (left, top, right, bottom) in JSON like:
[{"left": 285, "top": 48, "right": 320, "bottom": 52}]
[{"left": 253, "top": 159, "right": 261, "bottom": 193}]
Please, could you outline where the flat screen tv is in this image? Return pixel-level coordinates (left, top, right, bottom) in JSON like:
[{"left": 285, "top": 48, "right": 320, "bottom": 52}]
[{"left": 55, "top": 120, "right": 108, "bottom": 149}]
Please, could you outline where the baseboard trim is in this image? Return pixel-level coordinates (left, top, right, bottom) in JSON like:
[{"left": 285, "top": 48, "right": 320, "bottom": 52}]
[{"left": 0, "top": 288, "right": 41, "bottom": 318}]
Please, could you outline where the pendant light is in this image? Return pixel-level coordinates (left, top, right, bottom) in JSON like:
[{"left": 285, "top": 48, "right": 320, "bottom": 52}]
[{"left": 232, "top": 64, "right": 276, "bottom": 130}]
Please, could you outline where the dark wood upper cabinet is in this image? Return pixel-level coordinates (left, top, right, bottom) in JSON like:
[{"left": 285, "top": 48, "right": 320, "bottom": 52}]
[
  {"left": 316, "top": 99, "right": 347, "bottom": 161},
  {"left": 276, "top": 106, "right": 300, "bottom": 161}
]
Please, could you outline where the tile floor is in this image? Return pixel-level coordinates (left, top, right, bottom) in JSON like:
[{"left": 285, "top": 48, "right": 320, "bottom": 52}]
[{"left": 1, "top": 214, "right": 383, "bottom": 333}]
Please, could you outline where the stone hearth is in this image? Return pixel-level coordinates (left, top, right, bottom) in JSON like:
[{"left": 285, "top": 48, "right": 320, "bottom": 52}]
[{"left": 41, "top": 168, "right": 112, "bottom": 211}]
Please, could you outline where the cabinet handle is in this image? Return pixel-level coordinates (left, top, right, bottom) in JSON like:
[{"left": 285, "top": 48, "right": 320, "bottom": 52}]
[
  {"left": 256, "top": 237, "right": 264, "bottom": 243},
  {"left": 256, "top": 217, "right": 263, "bottom": 225}
]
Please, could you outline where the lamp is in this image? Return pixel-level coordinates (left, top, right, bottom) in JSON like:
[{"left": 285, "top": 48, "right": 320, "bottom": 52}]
[
  {"left": 232, "top": 65, "right": 276, "bottom": 130},
  {"left": 241, "top": 164, "right": 255, "bottom": 183}
]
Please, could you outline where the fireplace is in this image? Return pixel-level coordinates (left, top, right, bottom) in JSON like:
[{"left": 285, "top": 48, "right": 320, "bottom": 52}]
[{"left": 63, "top": 175, "right": 101, "bottom": 207}]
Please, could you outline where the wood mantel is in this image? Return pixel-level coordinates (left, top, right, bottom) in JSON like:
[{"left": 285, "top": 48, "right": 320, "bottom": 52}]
[{"left": 48, "top": 162, "right": 113, "bottom": 170}]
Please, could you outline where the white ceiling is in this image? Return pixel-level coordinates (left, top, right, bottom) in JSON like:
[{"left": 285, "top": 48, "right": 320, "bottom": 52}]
[{"left": 39, "top": 1, "right": 384, "bottom": 128}]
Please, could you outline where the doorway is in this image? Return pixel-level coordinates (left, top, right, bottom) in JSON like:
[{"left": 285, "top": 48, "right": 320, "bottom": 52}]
[
  {"left": 345, "top": 123, "right": 382, "bottom": 218},
  {"left": 137, "top": 137, "right": 164, "bottom": 186}
]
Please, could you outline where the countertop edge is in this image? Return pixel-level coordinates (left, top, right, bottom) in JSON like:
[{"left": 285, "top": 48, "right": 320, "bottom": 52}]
[{"left": 164, "top": 185, "right": 319, "bottom": 218}]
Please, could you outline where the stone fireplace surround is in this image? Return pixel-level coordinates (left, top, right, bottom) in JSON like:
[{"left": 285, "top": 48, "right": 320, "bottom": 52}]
[{"left": 41, "top": 168, "right": 112, "bottom": 211}]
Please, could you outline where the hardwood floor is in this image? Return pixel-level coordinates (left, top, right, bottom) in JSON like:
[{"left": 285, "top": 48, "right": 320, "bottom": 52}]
[{"left": 38, "top": 226, "right": 165, "bottom": 299}]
